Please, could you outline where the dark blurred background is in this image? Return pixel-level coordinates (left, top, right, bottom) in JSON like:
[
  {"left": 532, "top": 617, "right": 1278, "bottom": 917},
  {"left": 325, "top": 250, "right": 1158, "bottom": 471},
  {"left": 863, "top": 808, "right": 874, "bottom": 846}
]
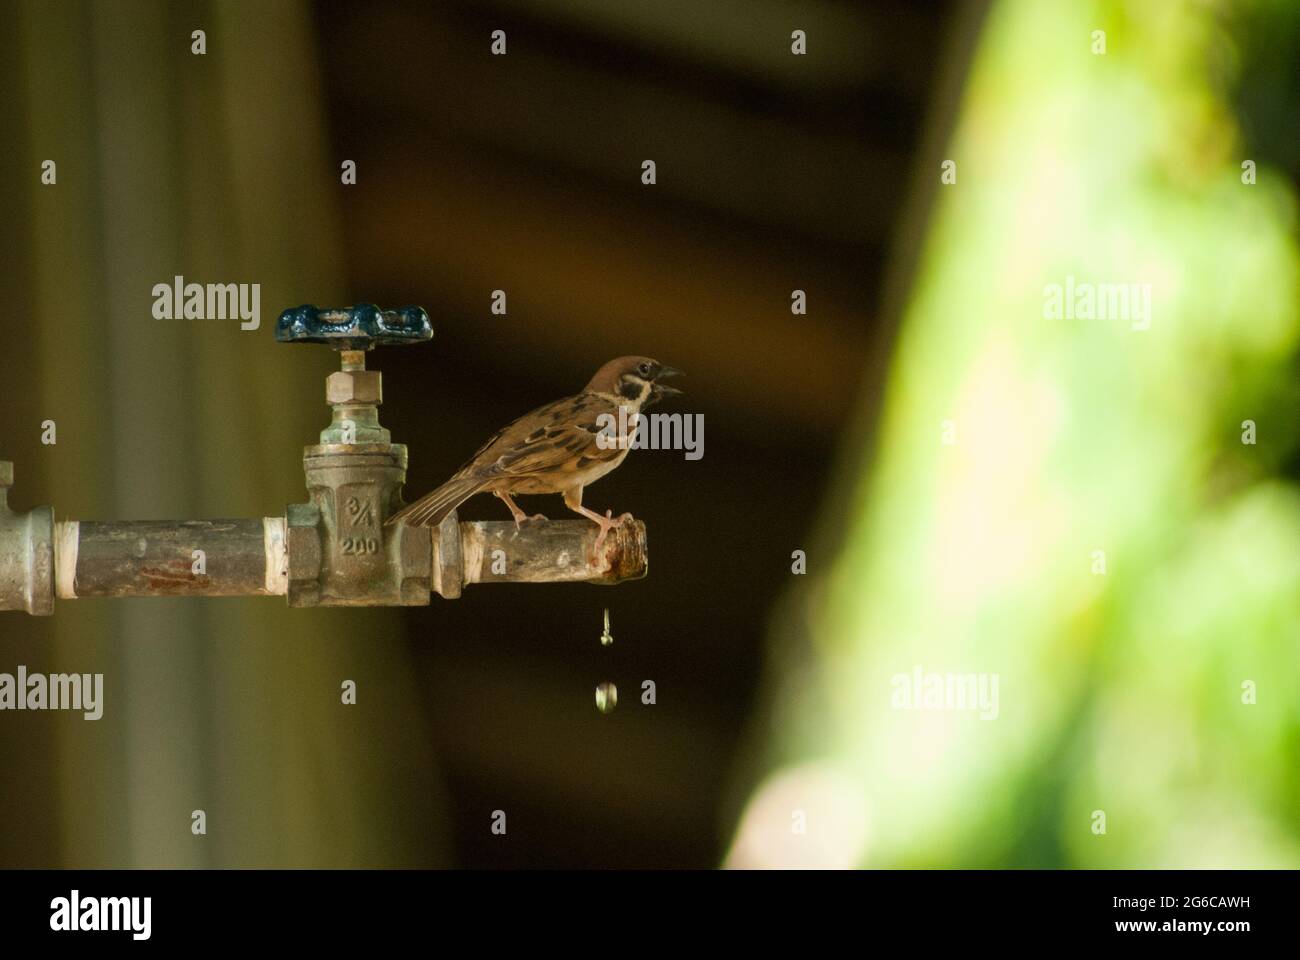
[{"left": 330, "top": 0, "right": 963, "bottom": 868}]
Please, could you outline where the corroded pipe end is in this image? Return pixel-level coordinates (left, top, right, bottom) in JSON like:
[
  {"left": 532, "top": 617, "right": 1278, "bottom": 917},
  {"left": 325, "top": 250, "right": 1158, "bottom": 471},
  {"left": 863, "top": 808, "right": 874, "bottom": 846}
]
[
  {"left": 441, "top": 516, "right": 648, "bottom": 595},
  {"left": 598, "top": 518, "right": 648, "bottom": 584}
]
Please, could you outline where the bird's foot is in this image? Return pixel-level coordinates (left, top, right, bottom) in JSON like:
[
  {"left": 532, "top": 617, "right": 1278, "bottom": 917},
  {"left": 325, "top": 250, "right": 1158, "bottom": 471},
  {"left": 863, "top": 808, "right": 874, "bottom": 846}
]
[
  {"left": 591, "top": 510, "right": 633, "bottom": 553},
  {"left": 511, "top": 512, "right": 549, "bottom": 531}
]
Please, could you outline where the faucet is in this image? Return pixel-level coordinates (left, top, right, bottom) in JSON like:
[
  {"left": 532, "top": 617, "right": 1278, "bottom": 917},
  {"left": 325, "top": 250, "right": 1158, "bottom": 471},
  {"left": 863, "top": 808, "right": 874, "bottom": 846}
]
[{"left": 0, "top": 304, "right": 647, "bottom": 615}]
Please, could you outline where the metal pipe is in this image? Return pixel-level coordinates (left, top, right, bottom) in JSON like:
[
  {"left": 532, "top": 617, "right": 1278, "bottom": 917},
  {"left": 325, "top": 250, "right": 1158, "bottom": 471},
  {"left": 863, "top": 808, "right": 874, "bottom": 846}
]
[
  {"left": 0, "top": 462, "right": 53, "bottom": 615},
  {"left": 45, "top": 514, "right": 646, "bottom": 604},
  {"left": 56, "top": 519, "right": 281, "bottom": 599},
  {"left": 452, "top": 518, "right": 647, "bottom": 589}
]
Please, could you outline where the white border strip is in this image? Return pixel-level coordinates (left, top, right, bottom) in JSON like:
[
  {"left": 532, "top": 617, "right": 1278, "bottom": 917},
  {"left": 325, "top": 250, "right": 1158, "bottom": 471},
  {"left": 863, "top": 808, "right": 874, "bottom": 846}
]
[
  {"left": 54, "top": 520, "right": 79, "bottom": 600},
  {"left": 263, "top": 517, "right": 288, "bottom": 596}
]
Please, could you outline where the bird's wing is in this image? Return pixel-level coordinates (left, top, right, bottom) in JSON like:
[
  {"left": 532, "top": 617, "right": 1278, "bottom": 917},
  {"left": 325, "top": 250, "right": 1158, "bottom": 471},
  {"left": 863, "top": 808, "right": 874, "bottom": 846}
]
[{"left": 463, "top": 392, "right": 621, "bottom": 481}]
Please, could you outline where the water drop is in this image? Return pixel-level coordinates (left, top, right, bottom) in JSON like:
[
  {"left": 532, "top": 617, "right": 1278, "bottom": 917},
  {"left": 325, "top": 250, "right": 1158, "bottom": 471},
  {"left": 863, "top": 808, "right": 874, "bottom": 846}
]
[
  {"left": 595, "top": 681, "right": 618, "bottom": 714},
  {"left": 599, "top": 607, "right": 614, "bottom": 646}
]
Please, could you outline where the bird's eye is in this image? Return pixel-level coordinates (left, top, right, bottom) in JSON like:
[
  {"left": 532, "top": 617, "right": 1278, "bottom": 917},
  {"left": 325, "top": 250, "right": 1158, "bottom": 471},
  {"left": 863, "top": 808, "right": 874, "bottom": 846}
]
[{"left": 638, "top": 362, "right": 652, "bottom": 377}]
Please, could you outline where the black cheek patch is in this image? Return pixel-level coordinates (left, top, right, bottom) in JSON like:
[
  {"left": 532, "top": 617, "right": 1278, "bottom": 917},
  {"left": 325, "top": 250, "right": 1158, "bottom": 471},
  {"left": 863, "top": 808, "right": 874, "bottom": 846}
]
[{"left": 619, "top": 380, "right": 642, "bottom": 401}]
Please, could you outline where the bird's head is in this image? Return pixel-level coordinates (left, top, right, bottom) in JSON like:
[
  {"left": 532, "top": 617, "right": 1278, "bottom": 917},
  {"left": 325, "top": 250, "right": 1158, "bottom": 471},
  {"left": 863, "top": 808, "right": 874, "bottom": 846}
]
[{"left": 585, "top": 356, "right": 684, "bottom": 409}]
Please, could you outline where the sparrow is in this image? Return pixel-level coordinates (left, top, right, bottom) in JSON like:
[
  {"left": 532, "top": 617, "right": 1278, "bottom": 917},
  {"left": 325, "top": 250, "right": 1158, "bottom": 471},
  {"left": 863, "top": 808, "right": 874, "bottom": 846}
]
[{"left": 385, "top": 356, "right": 683, "bottom": 550}]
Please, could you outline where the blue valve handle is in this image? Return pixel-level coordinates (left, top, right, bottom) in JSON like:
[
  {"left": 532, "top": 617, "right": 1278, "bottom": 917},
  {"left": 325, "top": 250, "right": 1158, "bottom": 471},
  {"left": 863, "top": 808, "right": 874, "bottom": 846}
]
[{"left": 275, "top": 304, "right": 432, "bottom": 350}]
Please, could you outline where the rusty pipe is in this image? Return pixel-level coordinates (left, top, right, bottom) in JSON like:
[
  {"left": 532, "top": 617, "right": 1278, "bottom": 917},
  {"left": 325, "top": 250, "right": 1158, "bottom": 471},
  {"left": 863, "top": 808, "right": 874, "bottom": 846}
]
[{"left": 46, "top": 515, "right": 646, "bottom": 606}]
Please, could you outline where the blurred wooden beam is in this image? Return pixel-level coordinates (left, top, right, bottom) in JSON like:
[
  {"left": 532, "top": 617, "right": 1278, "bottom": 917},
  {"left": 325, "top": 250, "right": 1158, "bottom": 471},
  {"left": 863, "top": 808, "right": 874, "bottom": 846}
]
[
  {"left": 323, "top": 2, "right": 905, "bottom": 243},
  {"left": 468, "top": 0, "right": 946, "bottom": 96},
  {"left": 346, "top": 141, "right": 871, "bottom": 431}
]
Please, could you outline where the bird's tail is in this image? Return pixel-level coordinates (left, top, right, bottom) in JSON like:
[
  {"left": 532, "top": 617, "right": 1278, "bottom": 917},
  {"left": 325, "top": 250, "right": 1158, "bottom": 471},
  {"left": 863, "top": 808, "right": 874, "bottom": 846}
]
[{"left": 385, "top": 474, "right": 484, "bottom": 528}]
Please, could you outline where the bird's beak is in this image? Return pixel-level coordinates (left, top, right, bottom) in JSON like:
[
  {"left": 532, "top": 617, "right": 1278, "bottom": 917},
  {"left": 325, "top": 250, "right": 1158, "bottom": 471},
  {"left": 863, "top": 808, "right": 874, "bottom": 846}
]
[{"left": 651, "top": 366, "right": 684, "bottom": 403}]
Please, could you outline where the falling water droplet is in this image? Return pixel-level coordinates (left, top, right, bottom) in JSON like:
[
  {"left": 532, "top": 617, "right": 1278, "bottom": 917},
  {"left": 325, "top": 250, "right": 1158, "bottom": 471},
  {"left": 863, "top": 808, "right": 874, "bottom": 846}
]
[
  {"left": 595, "top": 681, "right": 618, "bottom": 714},
  {"left": 600, "top": 607, "right": 614, "bottom": 647}
]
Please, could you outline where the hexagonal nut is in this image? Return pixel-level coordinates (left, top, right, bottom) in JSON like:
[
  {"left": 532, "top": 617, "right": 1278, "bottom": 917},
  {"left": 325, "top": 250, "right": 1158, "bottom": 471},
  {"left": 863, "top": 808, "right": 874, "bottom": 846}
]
[
  {"left": 285, "top": 503, "right": 322, "bottom": 581},
  {"left": 326, "top": 370, "right": 382, "bottom": 405}
]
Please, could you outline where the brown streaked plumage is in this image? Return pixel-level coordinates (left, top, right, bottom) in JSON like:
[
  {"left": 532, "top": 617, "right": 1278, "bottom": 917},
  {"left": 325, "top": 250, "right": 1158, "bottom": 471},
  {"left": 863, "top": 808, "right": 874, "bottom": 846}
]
[{"left": 386, "top": 357, "right": 682, "bottom": 549}]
